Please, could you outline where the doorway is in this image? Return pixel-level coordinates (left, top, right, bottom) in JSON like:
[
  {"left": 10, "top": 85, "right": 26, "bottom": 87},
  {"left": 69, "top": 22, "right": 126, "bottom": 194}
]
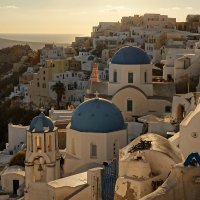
[{"left": 13, "top": 180, "right": 19, "bottom": 195}]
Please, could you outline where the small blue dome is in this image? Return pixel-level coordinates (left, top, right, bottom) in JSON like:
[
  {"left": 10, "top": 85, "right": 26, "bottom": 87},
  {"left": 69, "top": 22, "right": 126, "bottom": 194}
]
[
  {"left": 71, "top": 98, "right": 124, "bottom": 133},
  {"left": 29, "top": 113, "right": 54, "bottom": 133},
  {"left": 111, "top": 46, "right": 150, "bottom": 65}
]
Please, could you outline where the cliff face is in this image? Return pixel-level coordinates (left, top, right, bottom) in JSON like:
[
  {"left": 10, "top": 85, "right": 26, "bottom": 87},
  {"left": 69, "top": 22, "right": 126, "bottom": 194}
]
[{"left": 0, "top": 45, "right": 32, "bottom": 74}]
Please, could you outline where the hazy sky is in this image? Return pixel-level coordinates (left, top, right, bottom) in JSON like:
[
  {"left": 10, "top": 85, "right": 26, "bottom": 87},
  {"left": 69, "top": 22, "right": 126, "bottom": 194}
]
[{"left": 0, "top": 0, "right": 200, "bottom": 35}]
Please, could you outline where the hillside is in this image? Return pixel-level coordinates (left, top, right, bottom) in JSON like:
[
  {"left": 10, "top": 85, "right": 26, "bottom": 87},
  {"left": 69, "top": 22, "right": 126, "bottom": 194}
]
[{"left": 0, "top": 45, "right": 32, "bottom": 75}]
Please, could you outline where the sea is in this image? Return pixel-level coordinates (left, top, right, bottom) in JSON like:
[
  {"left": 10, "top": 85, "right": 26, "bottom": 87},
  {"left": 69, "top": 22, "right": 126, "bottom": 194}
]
[{"left": 0, "top": 33, "right": 85, "bottom": 50}]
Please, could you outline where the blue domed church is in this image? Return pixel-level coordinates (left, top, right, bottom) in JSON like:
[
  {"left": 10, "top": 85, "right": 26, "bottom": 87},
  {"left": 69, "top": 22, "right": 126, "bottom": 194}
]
[
  {"left": 64, "top": 97, "right": 127, "bottom": 175},
  {"left": 88, "top": 46, "right": 172, "bottom": 121},
  {"left": 24, "top": 107, "right": 127, "bottom": 199}
]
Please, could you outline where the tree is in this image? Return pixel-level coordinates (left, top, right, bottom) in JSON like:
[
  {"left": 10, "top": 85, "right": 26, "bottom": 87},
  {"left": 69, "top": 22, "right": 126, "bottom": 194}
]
[
  {"left": 91, "top": 42, "right": 107, "bottom": 57},
  {"left": 51, "top": 81, "right": 65, "bottom": 109}
]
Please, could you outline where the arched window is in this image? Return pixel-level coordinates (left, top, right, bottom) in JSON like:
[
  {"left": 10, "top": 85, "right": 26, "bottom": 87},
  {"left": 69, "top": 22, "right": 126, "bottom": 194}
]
[
  {"left": 127, "top": 99, "right": 133, "bottom": 112},
  {"left": 48, "top": 135, "right": 52, "bottom": 151},
  {"left": 36, "top": 136, "right": 42, "bottom": 151},
  {"left": 128, "top": 72, "right": 133, "bottom": 83},
  {"left": 90, "top": 143, "right": 97, "bottom": 159},
  {"left": 144, "top": 71, "right": 147, "bottom": 83},
  {"left": 113, "top": 71, "right": 117, "bottom": 82},
  {"left": 165, "top": 106, "right": 171, "bottom": 113}
]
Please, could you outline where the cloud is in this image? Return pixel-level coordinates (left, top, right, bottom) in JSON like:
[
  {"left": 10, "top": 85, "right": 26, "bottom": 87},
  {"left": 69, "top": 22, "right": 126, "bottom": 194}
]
[
  {"left": 160, "top": 7, "right": 182, "bottom": 11},
  {"left": 186, "top": 7, "right": 193, "bottom": 10},
  {"left": 172, "top": 7, "right": 180, "bottom": 10},
  {"left": 0, "top": 5, "right": 18, "bottom": 9},
  {"left": 99, "top": 5, "right": 125, "bottom": 13},
  {"left": 159, "top": 7, "right": 170, "bottom": 11},
  {"left": 109, "top": 9, "right": 119, "bottom": 12}
]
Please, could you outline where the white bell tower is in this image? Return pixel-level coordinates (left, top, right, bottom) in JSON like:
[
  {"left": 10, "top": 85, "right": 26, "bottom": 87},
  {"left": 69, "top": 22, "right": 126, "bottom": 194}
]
[{"left": 24, "top": 112, "right": 60, "bottom": 200}]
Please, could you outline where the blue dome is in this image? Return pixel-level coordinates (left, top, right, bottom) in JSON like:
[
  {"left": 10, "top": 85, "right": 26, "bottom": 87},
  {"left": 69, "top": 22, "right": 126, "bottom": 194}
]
[
  {"left": 111, "top": 46, "right": 150, "bottom": 65},
  {"left": 29, "top": 113, "right": 54, "bottom": 133},
  {"left": 71, "top": 98, "right": 124, "bottom": 133}
]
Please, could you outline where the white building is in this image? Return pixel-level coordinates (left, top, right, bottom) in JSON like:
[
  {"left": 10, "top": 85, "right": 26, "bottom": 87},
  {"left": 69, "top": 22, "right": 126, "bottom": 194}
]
[
  {"left": 40, "top": 44, "right": 76, "bottom": 65},
  {"left": 6, "top": 124, "right": 28, "bottom": 154},
  {"left": 141, "top": 161, "right": 200, "bottom": 200},
  {"left": 25, "top": 113, "right": 60, "bottom": 200},
  {"left": 163, "top": 48, "right": 196, "bottom": 81},
  {"left": 76, "top": 49, "right": 96, "bottom": 71},
  {"left": 93, "top": 32, "right": 130, "bottom": 49},
  {"left": 64, "top": 97, "right": 128, "bottom": 175},
  {"left": 115, "top": 133, "right": 182, "bottom": 199},
  {"left": 130, "top": 27, "right": 146, "bottom": 45},
  {"left": 17, "top": 97, "right": 128, "bottom": 199},
  {"left": 9, "top": 84, "right": 31, "bottom": 104},
  {"left": 92, "top": 22, "right": 121, "bottom": 37},
  {"left": 1, "top": 165, "right": 25, "bottom": 196},
  {"left": 178, "top": 103, "right": 200, "bottom": 158},
  {"left": 143, "top": 14, "right": 176, "bottom": 29},
  {"left": 171, "top": 92, "right": 198, "bottom": 122},
  {"left": 87, "top": 46, "right": 172, "bottom": 122},
  {"left": 174, "top": 52, "right": 200, "bottom": 93},
  {"left": 49, "top": 70, "right": 89, "bottom": 106}
]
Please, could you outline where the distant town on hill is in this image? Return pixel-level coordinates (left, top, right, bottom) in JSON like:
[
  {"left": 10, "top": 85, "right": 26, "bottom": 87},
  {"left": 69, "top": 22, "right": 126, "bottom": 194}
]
[{"left": 1, "top": 12, "right": 200, "bottom": 200}]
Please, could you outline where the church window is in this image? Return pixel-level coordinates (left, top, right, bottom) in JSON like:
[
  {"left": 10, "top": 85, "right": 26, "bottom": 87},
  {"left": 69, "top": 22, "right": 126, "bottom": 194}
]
[
  {"left": 127, "top": 99, "right": 133, "bottom": 112},
  {"left": 113, "top": 71, "right": 117, "bottom": 82},
  {"left": 42, "top": 83, "right": 46, "bottom": 88},
  {"left": 36, "top": 136, "right": 42, "bottom": 151},
  {"left": 144, "top": 72, "right": 147, "bottom": 83},
  {"left": 48, "top": 135, "right": 52, "bottom": 151},
  {"left": 128, "top": 72, "right": 133, "bottom": 83},
  {"left": 90, "top": 143, "right": 97, "bottom": 158},
  {"left": 165, "top": 106, "right": 171, "bottom": 113}
]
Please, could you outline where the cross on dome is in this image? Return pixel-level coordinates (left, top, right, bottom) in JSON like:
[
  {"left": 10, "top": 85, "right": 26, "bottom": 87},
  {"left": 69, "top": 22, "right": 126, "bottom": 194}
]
[
  {"left": 40, "top": 107, "right": 45, "bottom": 113},
  {"left": 94, "top": 91, "right": 99, "bottom": 98}
]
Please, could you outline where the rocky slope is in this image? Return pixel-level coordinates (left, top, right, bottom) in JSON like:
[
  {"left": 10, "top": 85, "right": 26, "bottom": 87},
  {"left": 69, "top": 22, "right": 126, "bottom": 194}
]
[{"left": 0, "top": 45, "right": 32, "bottom": 75}]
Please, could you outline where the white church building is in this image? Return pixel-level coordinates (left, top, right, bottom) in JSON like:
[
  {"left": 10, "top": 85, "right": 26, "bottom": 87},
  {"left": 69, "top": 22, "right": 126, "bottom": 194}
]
[
  {"left": 64, "top": 97, "right": 128, "bottom": 175},
  {"left": 8, "top": 96, "right": 128, "bottom": 200},
  {"left": 24, "top": 112, "right": 61, "bottom": 200},
  {"left": 87, "top": 46, "right": 173, "bottom": 122}
]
